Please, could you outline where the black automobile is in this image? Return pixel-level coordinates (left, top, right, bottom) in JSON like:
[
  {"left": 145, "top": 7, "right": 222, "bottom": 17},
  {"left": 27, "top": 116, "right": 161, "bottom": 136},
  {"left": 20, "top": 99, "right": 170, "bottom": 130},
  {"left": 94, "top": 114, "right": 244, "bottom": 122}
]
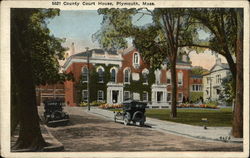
[
  {"left": 114, "top": 100, "right": 147, "bottom": 126},
  {"left": 43, "top": 99, "right": 69, "bottom": 126}
]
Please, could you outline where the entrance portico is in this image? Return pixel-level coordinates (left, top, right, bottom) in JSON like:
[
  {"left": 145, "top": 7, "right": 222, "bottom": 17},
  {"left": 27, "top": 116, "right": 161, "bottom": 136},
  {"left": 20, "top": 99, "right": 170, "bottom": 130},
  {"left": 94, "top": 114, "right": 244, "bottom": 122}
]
[{"left": 107, "top": 82, "right": 124, "bottom": 104}]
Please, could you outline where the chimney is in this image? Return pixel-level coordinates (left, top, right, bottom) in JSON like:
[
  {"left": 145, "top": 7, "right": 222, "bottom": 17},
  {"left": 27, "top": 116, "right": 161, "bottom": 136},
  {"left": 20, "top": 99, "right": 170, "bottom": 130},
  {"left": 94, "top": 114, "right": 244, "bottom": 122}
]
[
  {"left": 215, "top": 54, "right": 221, "bottom": 65},
  {"left": 71, "top": 42, "right": 75, "bottom": 55}
]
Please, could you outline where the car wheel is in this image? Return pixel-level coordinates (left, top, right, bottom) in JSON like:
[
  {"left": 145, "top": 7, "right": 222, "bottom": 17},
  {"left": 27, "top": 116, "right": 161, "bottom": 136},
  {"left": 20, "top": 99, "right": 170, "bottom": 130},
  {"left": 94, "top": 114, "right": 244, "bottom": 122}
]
[
  {"left": 139, "top": 121, "right": 144, "bottom": 126},
  {"left": 124, "top": 118, "right": 129, "bottom": 126}
]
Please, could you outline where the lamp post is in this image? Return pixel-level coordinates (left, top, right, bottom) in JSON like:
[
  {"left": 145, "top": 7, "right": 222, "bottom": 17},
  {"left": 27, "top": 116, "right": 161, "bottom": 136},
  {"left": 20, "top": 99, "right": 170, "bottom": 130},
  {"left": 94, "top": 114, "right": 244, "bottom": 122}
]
[{"left": 85, "top": 47, "right": 90, "bottom": 111}]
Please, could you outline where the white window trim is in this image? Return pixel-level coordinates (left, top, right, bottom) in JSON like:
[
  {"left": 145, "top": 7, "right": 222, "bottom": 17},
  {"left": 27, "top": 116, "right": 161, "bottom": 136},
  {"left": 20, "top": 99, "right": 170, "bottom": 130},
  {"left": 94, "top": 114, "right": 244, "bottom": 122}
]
[
  {"left": 82, "top": 67, "right": 88, "bottom": 83},
  {"left": 97, "top": 90, "right": 104, "bottom": 101},
  {"left": 142, "top": 91, "right": 148, "bottom": 102},
  {"left": 142, "top": 68, "right": 149, "bottom": 85},
  {"left": 133, "top": 52, "right": 140, "bottom": 68},
  {"left": 110, "top": 67, "right": 118, "bottom": 83},
  {"left": 166, "top": 70, "right": 171, "bottom": 85},
  {"left": 178, "top": 92, "right": 183, "bottom": 102},
  {"left": 124, "top": 91, "right": 130, "bottom": 101},
  {"left": 178, "top": 71, "right": 183, "bottom": 86},
  {"left": 96, "top": 66, "right": 105, "bottom": 83},
  {"left": 82, "top": 90, "right": 88, "bottom": 102},
  {"left": 123, "top": 68, "right": 131, "bottom": 84}
]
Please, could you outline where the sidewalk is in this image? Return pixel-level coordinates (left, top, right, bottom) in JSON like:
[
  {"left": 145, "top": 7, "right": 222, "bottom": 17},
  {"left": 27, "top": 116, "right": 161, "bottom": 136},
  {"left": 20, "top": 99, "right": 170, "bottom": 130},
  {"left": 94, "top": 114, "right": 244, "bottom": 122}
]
[{"left": 86, "top": 107, "right": 243, "bottom": 143}]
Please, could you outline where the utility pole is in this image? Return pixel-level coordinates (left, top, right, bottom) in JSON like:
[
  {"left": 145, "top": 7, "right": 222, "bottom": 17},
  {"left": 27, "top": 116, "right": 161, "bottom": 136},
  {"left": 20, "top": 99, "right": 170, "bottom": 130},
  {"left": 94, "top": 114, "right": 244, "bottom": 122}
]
[{"left": 86, "top": 47, "right": 90, "bottom": 111}]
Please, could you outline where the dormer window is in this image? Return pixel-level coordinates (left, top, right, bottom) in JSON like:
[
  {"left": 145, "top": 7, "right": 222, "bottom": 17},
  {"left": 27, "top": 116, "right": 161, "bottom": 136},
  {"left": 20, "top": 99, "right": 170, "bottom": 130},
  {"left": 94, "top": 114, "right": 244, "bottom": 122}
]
[{"left": 133, "top": 52, "right": 140, "bottom": 68}]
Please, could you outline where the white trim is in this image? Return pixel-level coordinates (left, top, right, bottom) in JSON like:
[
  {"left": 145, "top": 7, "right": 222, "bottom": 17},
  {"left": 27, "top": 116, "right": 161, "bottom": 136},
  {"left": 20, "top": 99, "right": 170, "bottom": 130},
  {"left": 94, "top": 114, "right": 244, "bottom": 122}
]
[
  {"left": 82, "top": 90, "right": 88, "bottom": 102},
  {"left": 110, "top": 67, "right": 118, "bottom": 83},
  {"left": 142, "top": 91, "right": 148, "bottom": 102},
  {"left": 96, "top": 65, "right": 105, "bottom": 72},
  {"left": 124, "top": 91, "right": 131, "bottom": 101},
  {"left": 123, "top": 67, "right": 131, "bottom": 84},
  {"left": 177, "top": 71, "right": 183, "bottom": 86},
  {"left": 133, "top": 52, "right": 140, "bottom": 69},
  {"left": 82, "top": 66, "right": 88, "bottom": 83},
  {"left": 63, "top": 57, "right": 122, "bottom": 71},
  {"left": 97, "top": 90, "right": 104, "bottom": 101}
]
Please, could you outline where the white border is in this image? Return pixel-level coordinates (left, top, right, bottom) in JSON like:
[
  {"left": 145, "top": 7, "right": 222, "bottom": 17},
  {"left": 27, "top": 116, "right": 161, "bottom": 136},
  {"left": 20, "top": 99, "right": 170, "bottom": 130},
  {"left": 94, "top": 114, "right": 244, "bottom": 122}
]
[{"left": 1, "top": 0, "right": 249, "bottom": 158}]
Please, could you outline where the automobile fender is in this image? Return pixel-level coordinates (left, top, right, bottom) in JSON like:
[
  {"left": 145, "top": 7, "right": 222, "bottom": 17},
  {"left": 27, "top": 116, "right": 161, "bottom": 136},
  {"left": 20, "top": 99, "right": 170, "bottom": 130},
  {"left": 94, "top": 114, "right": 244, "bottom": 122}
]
[{"left": 132, "top": 111, "right": 144, "bottom": 121}]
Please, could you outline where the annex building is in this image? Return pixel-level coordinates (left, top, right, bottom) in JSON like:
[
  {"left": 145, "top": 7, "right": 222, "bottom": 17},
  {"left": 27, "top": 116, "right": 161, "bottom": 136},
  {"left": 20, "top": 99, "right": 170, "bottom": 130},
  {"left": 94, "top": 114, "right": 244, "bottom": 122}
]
[{"left": 62, "top": 43, "right": 192, "bottom": 109}]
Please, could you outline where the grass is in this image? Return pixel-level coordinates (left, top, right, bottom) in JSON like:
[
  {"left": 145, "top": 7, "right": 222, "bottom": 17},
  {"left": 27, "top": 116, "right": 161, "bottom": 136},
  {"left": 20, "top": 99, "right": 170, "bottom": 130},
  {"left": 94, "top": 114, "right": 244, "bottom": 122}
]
[{"left": 145, "top": 108, "right": 233, "bottom": 127}]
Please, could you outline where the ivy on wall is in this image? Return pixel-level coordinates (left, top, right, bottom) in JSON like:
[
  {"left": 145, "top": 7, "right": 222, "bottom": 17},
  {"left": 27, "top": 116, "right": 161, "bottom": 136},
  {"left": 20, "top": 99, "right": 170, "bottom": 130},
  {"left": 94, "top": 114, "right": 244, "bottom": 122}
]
[
  {"left": 124, "top": 68, "right": 155, "bottom": 102},
  {"left": 75, "top": 64, "right": 119, "bottom": 105},
  {"left": 190, "top": 92, "right": 203, "bottom": 103}
]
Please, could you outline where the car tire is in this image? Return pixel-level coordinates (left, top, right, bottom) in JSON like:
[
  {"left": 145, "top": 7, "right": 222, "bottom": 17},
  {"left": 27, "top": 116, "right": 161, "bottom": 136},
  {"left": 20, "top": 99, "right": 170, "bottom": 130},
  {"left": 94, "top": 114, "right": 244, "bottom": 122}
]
[
  {"left": 139, "top": 121, "right": 144, "bottom": 126},
  {"left": 124, "top": 118, "right": 129, "bottom": 126}
]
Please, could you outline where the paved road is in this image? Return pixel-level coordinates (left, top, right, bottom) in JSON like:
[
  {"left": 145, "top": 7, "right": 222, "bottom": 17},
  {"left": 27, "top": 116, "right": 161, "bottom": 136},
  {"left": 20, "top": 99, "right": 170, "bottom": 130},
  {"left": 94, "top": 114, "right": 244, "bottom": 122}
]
[{"left": 38, "top": 106, "right": 242, "bottom": 152}]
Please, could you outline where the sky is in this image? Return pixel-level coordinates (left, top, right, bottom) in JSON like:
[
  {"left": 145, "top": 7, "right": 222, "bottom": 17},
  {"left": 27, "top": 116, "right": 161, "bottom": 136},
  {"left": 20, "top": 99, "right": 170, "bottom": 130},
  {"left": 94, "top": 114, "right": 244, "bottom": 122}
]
[{"left": 47, "top": 10, "right": 227, "bottom": 70}]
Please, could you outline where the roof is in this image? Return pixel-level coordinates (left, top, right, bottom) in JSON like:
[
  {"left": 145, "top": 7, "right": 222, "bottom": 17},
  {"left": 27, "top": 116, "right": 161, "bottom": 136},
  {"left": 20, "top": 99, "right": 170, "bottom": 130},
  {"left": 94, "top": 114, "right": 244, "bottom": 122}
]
[{"left": 72, "top": 48, "right": 118, "bottom": 57}]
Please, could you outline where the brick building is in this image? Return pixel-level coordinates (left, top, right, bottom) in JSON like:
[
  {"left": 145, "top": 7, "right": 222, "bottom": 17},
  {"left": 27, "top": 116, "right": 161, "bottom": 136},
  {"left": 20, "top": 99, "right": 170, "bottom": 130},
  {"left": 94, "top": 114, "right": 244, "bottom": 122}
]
[{"left": 62, "top": 44, "right": 192, "bottom": 109}]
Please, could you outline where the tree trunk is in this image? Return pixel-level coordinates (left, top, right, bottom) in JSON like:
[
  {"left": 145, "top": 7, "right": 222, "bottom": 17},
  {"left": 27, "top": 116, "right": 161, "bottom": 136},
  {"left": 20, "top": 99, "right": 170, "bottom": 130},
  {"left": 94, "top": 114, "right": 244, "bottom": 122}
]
[
  {"left": 232, "top": 9, "right": 243, "bottom": 138},
  {"left": 11, "top": 20, "right": 47, "bottom": 150},
  {"left": 170, "top": 60, "right": 177, "bottom": 118}
]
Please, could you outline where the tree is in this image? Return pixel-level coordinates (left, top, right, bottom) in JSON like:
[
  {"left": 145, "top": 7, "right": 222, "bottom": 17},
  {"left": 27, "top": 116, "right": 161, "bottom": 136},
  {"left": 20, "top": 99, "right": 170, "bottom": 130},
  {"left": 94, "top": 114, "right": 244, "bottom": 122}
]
[
  {"left": 11, "top": 8, "right": 70, "bottom": 150},
  {"left": 187, "top": 8, "right": 243, "bottom": 138},
  {"left": 190, "top": 66, "right": 209, "bottom": 76},
  {"left": 93, "top": 8, "right": 195, "bottom": 118},
  {"left": 219, "top": 75, "right": 234, "bottom": 105}
]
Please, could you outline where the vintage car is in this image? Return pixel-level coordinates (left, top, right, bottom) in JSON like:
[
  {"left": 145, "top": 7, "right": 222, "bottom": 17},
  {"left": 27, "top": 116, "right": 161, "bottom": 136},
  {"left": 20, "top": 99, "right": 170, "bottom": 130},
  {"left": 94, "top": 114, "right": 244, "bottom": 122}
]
[
  {"left": 114, "top": 100, "right": 147, "bottom": 126},
  {"left": 43, "top": 99, "right": 69, "bottom": 126}
]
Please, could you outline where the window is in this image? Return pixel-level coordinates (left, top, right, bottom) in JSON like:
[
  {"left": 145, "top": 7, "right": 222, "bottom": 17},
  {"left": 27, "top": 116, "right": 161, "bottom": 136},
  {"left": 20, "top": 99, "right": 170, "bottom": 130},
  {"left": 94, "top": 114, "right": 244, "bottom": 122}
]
[
  {"left": 142, "top": 73, "right": 148, "bottom": 84},
  {"left": 142, "top": 92, "right": 148, "bottom": 101},
  {"left": 167, "top": 93, "right": 171, "bottom": 102},
  {"left": 97, "top": 90, "right": 104, "bottom": 101},
  {"left": 167, "top": 71, "right": 171, "bottom": 84},
  {"left": 178, "top": 93, "right": 183, "bottom": 102},
  {"left": 216, "top": 75, "right": 221, "bottom": 83},
  {"left": 110, "top": 68, "right": 116, "bottom": 82},
  {"left": 178, "top": 72, "right": 183, "bottom": 86},
  {"left": 133, "top": 52, "right": 140, "bottom": 68},
  {"left": 82, "top": 67, "right": 88, "bottom": 82},
  {"left": 82, "top": 90, "right": 88, "bottom": 102},
  {"left": 124, "top": 69, "right": 130, "bottom": 83},
  {"left": 192, "top": 84, "right": 203, "bottom": 92},
  {"left": 134, "top": 53, "right": 139, "bottom": 65},
  {"left": 97, "top": 68, "right": 104, "bottom": 83},
  {"left": 124, "top": 91, "right": 130, "bottom": 101}
]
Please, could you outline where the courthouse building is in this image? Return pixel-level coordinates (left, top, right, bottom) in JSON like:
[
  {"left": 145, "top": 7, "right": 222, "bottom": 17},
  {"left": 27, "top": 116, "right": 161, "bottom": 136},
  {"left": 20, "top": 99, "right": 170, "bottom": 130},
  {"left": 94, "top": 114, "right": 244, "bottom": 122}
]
[{"left": 62, "top": 43, "right": 192, "bottom": 109}]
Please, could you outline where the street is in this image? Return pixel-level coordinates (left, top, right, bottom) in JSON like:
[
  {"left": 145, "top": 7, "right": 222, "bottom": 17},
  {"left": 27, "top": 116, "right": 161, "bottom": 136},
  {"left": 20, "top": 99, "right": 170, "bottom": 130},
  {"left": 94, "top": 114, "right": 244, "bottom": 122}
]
[{"left": 40, "top": 107, "right": 243, "bottom": 152}]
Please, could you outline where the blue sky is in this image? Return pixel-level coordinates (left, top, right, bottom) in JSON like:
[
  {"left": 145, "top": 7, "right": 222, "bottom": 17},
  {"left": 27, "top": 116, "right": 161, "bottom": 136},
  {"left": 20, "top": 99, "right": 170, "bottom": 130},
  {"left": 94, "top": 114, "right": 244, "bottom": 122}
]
[{"left": 47, "top": 10, "right": 224, "bottom": 69}]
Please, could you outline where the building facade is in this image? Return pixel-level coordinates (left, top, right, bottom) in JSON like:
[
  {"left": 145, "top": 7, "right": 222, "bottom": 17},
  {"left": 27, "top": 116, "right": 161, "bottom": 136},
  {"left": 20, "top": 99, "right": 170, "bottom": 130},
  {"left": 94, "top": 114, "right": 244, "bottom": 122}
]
[
  {"left": 189, "top": 75, "right": 203, "bottom": 103},
  {"left": 203, "top": 56, "right": 231, "bottom": 102},
  {"left": 63, "top": 45, "right": 192, "bottom": 108}
]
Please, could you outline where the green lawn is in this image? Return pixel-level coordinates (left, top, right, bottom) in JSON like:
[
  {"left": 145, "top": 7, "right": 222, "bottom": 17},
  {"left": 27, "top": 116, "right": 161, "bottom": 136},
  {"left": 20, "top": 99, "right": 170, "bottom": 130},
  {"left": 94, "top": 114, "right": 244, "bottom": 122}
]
[{"left": 145, "top": 108, "right": 233, "bottom": 127}]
